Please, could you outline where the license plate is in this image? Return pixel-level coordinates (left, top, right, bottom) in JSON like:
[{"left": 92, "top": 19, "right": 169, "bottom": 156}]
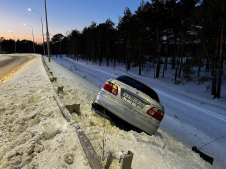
[{"left": 122, "top": 92, "right": 145, "bottom": 109}]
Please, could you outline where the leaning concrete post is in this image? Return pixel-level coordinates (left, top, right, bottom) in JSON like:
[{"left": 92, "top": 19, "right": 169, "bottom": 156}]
[
  {"left": 50, "top": 76, "right": 57, "bottom": 82},
  {"left": 119, "top": 151, "right": 133, "bottom": 169},
  {"left": 58, "top": 86, "right": 64, "bottom": 94},
  {"left": 65, "top": 104, "right": 80, "bottom": 115},
  {"left": 105, "top": 151, "right": 113, "bottom": 169}
]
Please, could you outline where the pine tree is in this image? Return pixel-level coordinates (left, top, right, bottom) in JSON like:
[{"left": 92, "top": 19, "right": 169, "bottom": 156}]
[
  {"left": 51, "top": 33, "right": 64, "bottom": 58},
  {"left": 118, "top": 7, "right": 133, "bottom": 71},
  {"left": 216, "top": 0, "right": 225, "bottom": 98}
]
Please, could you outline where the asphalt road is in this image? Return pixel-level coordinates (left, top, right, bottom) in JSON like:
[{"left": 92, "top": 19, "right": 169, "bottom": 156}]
[{"left": 0, "top": 55, "right": 29, "bottom": 80}]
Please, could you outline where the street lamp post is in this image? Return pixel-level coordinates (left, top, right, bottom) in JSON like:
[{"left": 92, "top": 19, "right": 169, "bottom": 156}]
[
  {"left": 44, "top": 0, "right": 51, "bottom": 62},
  {"left": 28, "top": 8, "right": 46, "bottom": 56},
  {"left": 24, "top": 24, "right": 35, "bottom": 53},
  {"left": 8, "top": 31, "right": 16, "bottom": 53}
]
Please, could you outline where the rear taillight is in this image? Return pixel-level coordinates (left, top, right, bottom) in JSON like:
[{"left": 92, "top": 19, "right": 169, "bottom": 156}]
[
  {"left": 147, "top": 108, "right": 164, "bottom": 121},
  {"left": 103, "top": 81, "right": 118, "bottom": 95},
  {"left": 103, "top": 81, "right": 113, "bottom": 92}
]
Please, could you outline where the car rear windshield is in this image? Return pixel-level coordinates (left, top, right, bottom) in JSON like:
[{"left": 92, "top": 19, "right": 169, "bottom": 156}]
[{"left": 115, "top": 75, "right": 160, "bottom": 102}]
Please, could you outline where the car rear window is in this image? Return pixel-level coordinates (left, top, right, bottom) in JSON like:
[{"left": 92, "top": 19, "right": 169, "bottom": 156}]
[{"left": 115, "top": 75, "right": 160, "bottom": 102}]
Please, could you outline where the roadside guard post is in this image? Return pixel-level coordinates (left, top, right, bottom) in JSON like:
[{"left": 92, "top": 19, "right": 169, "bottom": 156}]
[{"left": 119, "top": 151, "right": 133, "bottom": 169}]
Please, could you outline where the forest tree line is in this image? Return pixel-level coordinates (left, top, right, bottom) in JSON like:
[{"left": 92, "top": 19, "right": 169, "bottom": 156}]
[{"left": 0, "top": 0, "right": 225, "bottom": 98}]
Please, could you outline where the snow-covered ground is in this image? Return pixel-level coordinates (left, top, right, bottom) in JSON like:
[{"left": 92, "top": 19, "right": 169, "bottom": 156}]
[
  {"left": 0, "top": 53, "right": 224, "bottom": 168},
  {"left": 0, "top": 55, "right": 90, "bottom": 169},
  {"left": 48, "top": 55, "right": 225, "bottom": 168}
]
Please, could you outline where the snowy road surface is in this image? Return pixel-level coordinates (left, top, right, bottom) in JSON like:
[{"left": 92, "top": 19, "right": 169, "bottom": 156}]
[{"left": 51, "top": 56, "right": 226, "bottom": 168}]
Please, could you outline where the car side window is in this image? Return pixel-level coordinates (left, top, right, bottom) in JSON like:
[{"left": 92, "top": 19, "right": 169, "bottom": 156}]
[{"left": 116, "top": 76, "right": 160, "bottom": 102}]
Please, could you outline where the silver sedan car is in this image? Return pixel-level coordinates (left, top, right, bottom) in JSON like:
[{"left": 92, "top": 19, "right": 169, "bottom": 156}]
[{"left": 92, "top": 75, "right": 164, "bottom": 135}]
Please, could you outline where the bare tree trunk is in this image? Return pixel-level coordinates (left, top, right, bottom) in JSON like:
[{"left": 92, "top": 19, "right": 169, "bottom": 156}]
[
  {"left": 186, "top": 42, "right": 189, "bottom": 65},
  {"left": 156, "top": 27, "right": 160, "bottom": 78},
  {"left": 165, "top": 30, "right": 169, "bottom": 70},
  {"left": 198, "top": 62, "right": 201, "bottom": 77},
  {"left": 99, "top": 39, "right": 101, "bottom": 66},
  {"left": 212, "top": 63, "right": 217, "bottom": 98},
  {"left": 55, "top": 45, "right": 57, "bottom": 58},
  {"left": 151, "top": 37, "right": 155, "bottom": 78},
  {"left": 179, "top": 42, "right": 184, "bottom": 78},
  {"left": 139, "top": 36, "right": 142, "bottom": 75},
  {"left": 77, "top": 39, "right": 79, "bottom": 61},
  {"left": 175, "top": 66, "right": 178, "bottom": 81},
  {"left": 91, "top": 44, "right": 94, "bottom": 63},
  {"left": 76, "top": 43, "right": 78, "bottom": 61},
  {"left": 216, "top": 1, "right": 225, "bottom": 98},
  {"left": 165, "top": 43, "right": 168, "bottom": 71},
  {"left": 162, "top": 43, "right": 167, "bottom": 78},
  {"left": 106, "top": 30, "right": 110, "bottom": 67},
  {"left": 211, "top": 64, "right": 214, "bottom": 76},
  {"left": 162, "top": 55, "right": 165, "bottom": 78},
  {"left": 73, "top": 40, "right": 75, "bottom": 60},
  {"left": 126, "top": 39, "right": 130, "bottom": 71},
  {"left": 162, "top": 65, "right": 165, "bottom": 78},
  {"left": 205, "top": 59, "right": 209, "bottom": 73},
  {"left": 212, "top": 1, "right": 222, "bottom": 98},
  {"left": 68, "top": 39, "right": 71, "bottom": 58},
  {"left": 172, "top": 34, "right": 176, "bottom": 69},
  {"left": 175, "top": 44, "right": 180, "bottom": 81},
  {"left": 60, "top": 41, "right": 62, "bottom": 58}
]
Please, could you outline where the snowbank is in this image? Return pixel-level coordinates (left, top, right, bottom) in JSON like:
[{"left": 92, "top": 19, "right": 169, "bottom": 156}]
[{"left": 0, "top": 55, "right": 90, "bottom": 169}]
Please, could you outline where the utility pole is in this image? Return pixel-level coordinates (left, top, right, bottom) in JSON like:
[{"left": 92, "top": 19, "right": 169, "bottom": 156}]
[{"left": 44, "top": 0, "right": 51, "bottom": 62}]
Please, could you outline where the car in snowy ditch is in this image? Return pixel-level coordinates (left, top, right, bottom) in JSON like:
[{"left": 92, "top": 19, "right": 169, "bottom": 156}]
[{"left": 92, "top": 75, "right": 164, "bottom": 135}]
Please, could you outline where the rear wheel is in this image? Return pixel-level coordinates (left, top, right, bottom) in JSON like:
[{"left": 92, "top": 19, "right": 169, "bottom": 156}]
[{"left": 92, "top": 101, "right": 103, "bottom": 110}]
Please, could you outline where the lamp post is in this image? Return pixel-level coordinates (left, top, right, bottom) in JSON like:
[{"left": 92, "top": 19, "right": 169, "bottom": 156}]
[
  {"left": 28, "top": 8, "right": 45, "bottom": 56},
  {"left": 8, "top": 31, "right": 16, "bottom": 53},
  {"left": 44, "top": 0, "right": 51, "bottom": 62},
  {"left": 24, "top": 24, "right": 35, "bottom": 53}
]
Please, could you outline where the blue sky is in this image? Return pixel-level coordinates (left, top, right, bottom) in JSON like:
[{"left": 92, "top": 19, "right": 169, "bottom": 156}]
[{"left": 0, "top": 0, "right": 143, "bottom": 43}]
